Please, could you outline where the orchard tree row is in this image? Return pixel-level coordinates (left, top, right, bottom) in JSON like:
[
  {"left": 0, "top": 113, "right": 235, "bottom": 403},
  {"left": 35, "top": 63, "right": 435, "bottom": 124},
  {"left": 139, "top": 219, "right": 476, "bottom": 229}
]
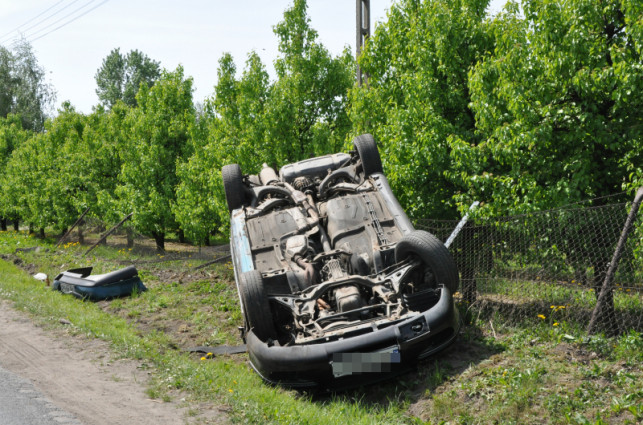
[{"left": 1, "top": 0, "right": 641, "bottom": 251}]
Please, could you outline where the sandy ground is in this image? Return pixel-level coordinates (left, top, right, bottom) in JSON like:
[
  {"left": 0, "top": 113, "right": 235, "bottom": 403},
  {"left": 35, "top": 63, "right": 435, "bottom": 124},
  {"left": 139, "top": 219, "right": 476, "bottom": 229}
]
[{"left": 0, "top": 301, "right": 224, "bottom": 425}]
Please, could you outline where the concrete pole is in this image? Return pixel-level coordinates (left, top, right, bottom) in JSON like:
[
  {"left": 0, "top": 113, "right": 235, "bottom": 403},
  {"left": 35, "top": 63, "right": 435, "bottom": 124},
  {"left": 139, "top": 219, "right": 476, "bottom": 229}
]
[{"left": 356, "top": 0, "right": 371, "bottom": 86}]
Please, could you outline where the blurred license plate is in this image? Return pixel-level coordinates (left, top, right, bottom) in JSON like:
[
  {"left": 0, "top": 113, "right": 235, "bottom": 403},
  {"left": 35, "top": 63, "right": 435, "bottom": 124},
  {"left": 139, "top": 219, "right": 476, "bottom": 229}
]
[{"left": 331, "top": 346, "right": 400, "bottom": 377}]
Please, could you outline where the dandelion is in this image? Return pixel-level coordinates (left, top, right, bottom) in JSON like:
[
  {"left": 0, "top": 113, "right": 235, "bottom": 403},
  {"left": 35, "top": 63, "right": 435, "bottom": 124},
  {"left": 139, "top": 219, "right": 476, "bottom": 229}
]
[
  {"left": 200, "top": 357, "right": 206, "bottom": 361},
  {"left": 228, "top": 389, "right": 233, "bottom": 393},
  {"left": 538, "top": 314, "right": 546, "bottom": 320},
  {"left": 553, "top": 322, "right": 559, "bottom": 326},
  {"left": 550, "top": 305, "right": 555, "bottom": 309}
]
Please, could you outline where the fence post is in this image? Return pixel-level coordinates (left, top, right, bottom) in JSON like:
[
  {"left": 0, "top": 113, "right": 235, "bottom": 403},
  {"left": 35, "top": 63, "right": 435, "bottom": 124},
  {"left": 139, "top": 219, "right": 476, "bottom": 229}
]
[
  {"left": 83, "top": 212, "right": 133, "bottom": 257},
  {"left": 55, "top": 207, "right": 90, "bottom": 248},
  {"left": 587, "top": 187, "right": 643, "bottom": 335}
]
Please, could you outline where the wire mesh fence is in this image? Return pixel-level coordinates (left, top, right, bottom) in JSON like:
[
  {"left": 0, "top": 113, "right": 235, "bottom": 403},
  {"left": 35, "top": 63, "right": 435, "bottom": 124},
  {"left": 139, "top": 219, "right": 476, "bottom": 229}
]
[{"left": 416, "top": 196, "right": 643, "bottom": 336}]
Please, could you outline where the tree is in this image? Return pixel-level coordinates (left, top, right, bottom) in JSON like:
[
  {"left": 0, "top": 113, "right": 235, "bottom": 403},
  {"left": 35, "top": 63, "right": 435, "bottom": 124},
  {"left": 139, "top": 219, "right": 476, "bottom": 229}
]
[
  {"left": 116, "top": 66, "right": 195, "bottom": 251},
  {"left": 174, "top": 0, "right": 355, "bottom": 240},
  {"left": 95, "top": 48, "right": 161, "bottom": 108},
  {"left": 349, "top": 0, "right": 492, "bottom": 219},
  {"left": 0, "top": 114, "right": 31, "bottom": 229},
  {"left": 0, "top": 39, "right": 55, "bottom": 131},
  {"left": 267, "top": 0, "right": 355, "bottom": 164},
  {"left": 448, "top": 0, "right": 642, "bottom": 214}
]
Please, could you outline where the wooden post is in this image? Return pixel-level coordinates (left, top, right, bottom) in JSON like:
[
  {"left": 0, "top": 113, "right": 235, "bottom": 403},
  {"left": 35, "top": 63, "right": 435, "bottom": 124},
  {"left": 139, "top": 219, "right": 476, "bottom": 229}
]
[
  {"left": 587, "top": 187, "right": 643, "bottom": 335},
  {"left": 83, "top": 213, "right": 133, "bottom": 257},
  {"left": 55, "top": 207, "right": 90, "bottom": 248}
]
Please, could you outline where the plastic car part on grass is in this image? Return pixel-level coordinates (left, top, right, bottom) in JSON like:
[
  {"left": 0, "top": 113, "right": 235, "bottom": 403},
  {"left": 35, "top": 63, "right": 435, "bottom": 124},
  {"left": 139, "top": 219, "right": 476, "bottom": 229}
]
[
  {"left": 52, "top": 266, "right": 146, "bottom": 301},
  {"left": 223, "top": 133, "right": 461, "bottom": 389}
]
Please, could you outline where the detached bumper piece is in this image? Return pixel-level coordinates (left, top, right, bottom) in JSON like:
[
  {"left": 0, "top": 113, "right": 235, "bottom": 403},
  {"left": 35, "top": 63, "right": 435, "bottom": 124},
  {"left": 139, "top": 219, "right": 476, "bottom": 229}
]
[
  {"left": 53, "top": 266, "right": 146, "bottom": 301},
  {"left": 246, "top": 287, "right": 460, "bottom": 390}
]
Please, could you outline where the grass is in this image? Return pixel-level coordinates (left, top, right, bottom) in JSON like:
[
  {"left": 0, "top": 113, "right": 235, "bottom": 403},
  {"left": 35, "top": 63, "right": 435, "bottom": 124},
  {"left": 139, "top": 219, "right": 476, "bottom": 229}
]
[{"left": 1, "top": 229, "right": 642, "bottom": 424}]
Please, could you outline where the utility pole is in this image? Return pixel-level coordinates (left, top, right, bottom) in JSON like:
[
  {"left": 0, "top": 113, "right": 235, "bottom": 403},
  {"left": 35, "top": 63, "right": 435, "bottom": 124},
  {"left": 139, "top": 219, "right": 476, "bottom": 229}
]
[{"left": 356, "top": 0, "right": 370, "bottom": 86}]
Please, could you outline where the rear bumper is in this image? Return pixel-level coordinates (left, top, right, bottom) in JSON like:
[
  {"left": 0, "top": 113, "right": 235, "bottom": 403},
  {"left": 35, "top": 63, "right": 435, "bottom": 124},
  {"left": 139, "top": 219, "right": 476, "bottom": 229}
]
[{"left": 246, "top": 286, "right": 460, "bottom": 389}]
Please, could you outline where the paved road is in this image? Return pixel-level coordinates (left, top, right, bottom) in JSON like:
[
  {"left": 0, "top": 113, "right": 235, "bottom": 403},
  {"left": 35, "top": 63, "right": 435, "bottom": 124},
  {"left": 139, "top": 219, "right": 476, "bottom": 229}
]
[{"left": 0, "top": 364, "right": 82, "bottom": 425}]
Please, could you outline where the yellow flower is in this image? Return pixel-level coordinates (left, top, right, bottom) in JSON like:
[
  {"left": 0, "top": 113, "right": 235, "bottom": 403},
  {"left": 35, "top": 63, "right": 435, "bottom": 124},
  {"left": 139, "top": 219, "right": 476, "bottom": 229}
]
[
  {"left": 553, "top": 322, "right": 559, "bottom": 326},
  {"left": 228, "top": 389, "right": 233, "bottom": 393},
  {"left": 538, "top": 314, "right": 546, "bottom": 320},
  {"left": 550, "top": 305, "right": 555, "bottom": 309},
  {"left": 200, "top": 357, "right": 206, "bottom": 361}
]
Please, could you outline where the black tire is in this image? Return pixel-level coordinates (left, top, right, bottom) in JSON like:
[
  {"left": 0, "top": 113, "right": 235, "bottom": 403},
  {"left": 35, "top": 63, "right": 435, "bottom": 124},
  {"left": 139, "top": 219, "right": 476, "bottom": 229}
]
[
  {"left": 395, "top": 230, "right": 459, "bottom": 293},
  {"left": 222, "top": 164, "right": 245, "bottom": 213},
  {"left": 239, "top": 270, "right": 277, "bottom": 342},
  {"left": 353, "top": 133, "right": 383, "bottom": 177}
]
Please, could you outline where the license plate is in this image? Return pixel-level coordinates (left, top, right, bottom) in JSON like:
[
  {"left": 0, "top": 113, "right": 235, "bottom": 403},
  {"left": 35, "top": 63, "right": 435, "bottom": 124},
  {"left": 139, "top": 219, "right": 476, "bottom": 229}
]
[{"left": 331, "top": 346, "right": 401, "bottom": 377}]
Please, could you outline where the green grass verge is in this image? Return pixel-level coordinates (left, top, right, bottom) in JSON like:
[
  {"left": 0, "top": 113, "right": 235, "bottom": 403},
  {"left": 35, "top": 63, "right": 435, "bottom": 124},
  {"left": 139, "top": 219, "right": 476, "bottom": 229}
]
[{"left": 1, "top": 230, "right": 642, "bottom": 424}]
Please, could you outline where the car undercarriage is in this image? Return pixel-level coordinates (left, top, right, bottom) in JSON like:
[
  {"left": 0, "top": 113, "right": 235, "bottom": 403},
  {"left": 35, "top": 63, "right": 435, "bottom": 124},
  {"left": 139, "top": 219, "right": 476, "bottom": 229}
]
[{"left": 224, "top": 134, "right": 460, "bottom": 388}]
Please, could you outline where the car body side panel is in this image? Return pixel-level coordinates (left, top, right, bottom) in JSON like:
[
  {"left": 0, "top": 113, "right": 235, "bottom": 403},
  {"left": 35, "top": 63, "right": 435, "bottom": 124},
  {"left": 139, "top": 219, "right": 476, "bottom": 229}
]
[
  {"left": 230, "top": 209, "right": 254, "bottom": 274},
  {"left": 371, "top": 173, "right": 415, "bottom": 236}
]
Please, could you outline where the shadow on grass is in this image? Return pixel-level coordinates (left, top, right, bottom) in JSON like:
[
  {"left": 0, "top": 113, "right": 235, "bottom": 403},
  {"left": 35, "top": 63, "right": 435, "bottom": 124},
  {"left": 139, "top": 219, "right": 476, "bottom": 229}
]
[{"left": 470, "top": 296, "right": 643, "bottom": 334}]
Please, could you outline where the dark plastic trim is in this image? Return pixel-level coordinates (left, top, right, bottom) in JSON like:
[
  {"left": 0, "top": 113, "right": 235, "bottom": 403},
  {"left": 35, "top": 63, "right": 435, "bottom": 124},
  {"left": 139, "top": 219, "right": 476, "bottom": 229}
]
[{"left": 246, "top": 287, "right": 460, "bottom": 386}]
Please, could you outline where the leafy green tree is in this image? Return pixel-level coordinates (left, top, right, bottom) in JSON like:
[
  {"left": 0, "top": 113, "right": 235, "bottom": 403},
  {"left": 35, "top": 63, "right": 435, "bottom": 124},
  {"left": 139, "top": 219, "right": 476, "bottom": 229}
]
[
  {"left": 267, "top": 0, "right": 355, "bottom": 164},
  {"left": 349, "top": 0, "right": 492, "bottom": 219},
  {"left": 0, "top": 39, "right": 55, "bottom": 131},
  {"left": 174, "top": 52, "right": 270, "bottom": 243},
  {"left": 0, "top": 114, "right": 31, "bottom": 229},
  {"left": 175, "top": 0, "right": 355, "bottom": 239},
  {"left": 95, "top": 48, "right": 161, "bottom": 108},
  {"left": 449, "top": 0, "right": 643, "bottom": 214},
  {"left": 116, "top": 66, "right": 195, "bottom": 251}
]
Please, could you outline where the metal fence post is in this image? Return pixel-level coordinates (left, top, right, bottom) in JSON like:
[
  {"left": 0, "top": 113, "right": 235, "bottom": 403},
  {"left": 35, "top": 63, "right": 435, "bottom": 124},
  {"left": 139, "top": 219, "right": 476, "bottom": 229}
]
[{"left": 587, "top": 187, "right": 643, "bottom": 335}]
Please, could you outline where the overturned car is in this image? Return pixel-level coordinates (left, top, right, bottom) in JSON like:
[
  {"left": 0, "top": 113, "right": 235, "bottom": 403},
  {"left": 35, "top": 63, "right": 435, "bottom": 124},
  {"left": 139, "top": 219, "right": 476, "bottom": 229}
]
[{"left": 223, "top": 134, "right": 460, "bottom": 388}]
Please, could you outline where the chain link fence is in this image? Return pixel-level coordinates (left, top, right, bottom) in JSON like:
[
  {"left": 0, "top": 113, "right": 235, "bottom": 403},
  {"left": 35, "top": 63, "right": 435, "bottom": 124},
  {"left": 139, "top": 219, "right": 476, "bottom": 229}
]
[{"left": 416, "top": 195, "right": 643, "bottom": 336}]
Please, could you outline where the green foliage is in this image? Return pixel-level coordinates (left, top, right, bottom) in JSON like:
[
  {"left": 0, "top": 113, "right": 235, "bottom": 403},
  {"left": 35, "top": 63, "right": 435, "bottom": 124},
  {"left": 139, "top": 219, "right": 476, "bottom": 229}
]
[
  {"left": 0, "top": 114, "right": 33, "bottom": 222},
  {"left": 174, "top": 0, "right": 355, "bottom": 241},
  {"left": 0, "top": 39, "right": 55, "bottom": 131},
  {"left": 116, "top": 66, "right": 195, "bottom": 248},
  {"left": 350, "top": 0, "right": 493, "bottom": 219},
  {"left": 95, "top": 48, "right": 161, "bottom": 108},
  {"left": 449, "top": 0, "right": 643, "bottom": 216}
]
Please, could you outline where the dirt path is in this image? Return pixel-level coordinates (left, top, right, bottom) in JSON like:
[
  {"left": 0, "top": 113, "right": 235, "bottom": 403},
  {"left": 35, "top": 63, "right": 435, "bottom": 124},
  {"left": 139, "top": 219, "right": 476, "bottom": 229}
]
[{"left": 0, "top": 301, "right": 222, "bottom": 425}]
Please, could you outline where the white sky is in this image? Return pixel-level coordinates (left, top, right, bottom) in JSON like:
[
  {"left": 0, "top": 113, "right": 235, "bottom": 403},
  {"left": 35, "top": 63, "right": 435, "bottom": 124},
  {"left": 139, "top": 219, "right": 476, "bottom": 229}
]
[{"left": 0, "top": 0, "right": 506, "bottom": 114}]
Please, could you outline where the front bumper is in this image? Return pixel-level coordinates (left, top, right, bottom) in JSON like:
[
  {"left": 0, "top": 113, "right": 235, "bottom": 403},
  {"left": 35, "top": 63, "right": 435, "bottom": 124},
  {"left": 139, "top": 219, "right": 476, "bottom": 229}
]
[{"left": 246, "top": 286, "right": 461, "bottom": 389}]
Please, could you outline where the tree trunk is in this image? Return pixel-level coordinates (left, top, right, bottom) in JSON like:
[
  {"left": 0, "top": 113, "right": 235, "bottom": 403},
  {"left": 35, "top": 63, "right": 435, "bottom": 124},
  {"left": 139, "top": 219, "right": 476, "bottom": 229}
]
[
  {"left": 178, "top": 229, "right": 186, "bottom": 244},
  {"left": 13, "top": 219, "right": 19, "bottom": 231},
  {"left": 126, "top": 228, "right": 134, "bottom": 248},
  {"left": 0, "top": 218, "right": 6, "bottom": 231},
  {"left": 38, "top": 228, "right": 45, "bottom": 238},
  {"left": 28, "top": 223, "right": 34, "bottom": 234},
  {"left": 152, "top": 232, "right": 165, "bottom": 252}
]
